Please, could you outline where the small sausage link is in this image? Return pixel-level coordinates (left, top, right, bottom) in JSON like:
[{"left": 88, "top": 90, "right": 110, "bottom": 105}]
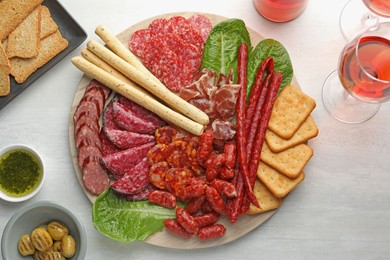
[
  {"left": 223, "top": 142, "right": 236, "bottom": 169},
  {"left": 193, "top": 212, "right": 220, "bottom": 228},
  {"left": 219, "top": 166, "right": 235, "bottom": 180},
  {"left": 147, "top": 190, "right": 177, "bottom": 209},
  {"left": 197, "top": 130, "right": 214, "bottom": 162},
  {"left": 205, "top": 153, "right": 225, "bottom": 182},
  {"left": 164, "top": 219, "right": 192, "bottom": 239},
  {"left": 176, "top": 207, "right": 199, "bottom": 234},
  {"left": 186, "top": 196, "right": 206, "bottom": 214},
  {"left": 211, "top": 179, "right": 237, "bottom": 198},
  {"left": 205, "top": 186, "right": 225, "bottom": 214},
  {"left": 197, "top": 224, "right": 226, "bottom": 240}
]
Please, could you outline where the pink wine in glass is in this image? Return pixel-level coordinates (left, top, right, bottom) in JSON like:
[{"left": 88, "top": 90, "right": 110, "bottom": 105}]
[
  {"left": 363, "top": 0, "right": 390, "bottom": 17},
  {"left": 253, "top": 0, "right": 308, "bottom": 22},
  {"left": 339, "top": 36, "right": 390, "bottom": 102}
]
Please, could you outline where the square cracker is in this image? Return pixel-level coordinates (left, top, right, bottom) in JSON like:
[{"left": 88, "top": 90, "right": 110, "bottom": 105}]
[
  {"left": 257, "top": 161, "right": 305, "bottom": 198},
  {"left": 0, "top": 68, "right": 11, "bottom": 96},
  {"left": 0, "top": 0, "right": 43, "bottom": 41},
  {"left": 260, "top": 141, "right": 313, "bottom": 179},
  {"left": 265, "top": 116, "right": 319, "bottom": 153},
  {"left": 6, "top": 6, "right": 42, "bottom": 59},
  {"left": 268, "top": 85, "right": 316, "bottom": 139},
  {"left": 0, "top": 43, "right": 10, "bottom": 73},
  {"left": 246, "top": 179, "right": 282, "bottom": 214},
  {"left": 10, "top": 30, "right": 68, "bottom": 84},
  {"left": 40, "top": 6, "right": 59, "bottom": 40}
]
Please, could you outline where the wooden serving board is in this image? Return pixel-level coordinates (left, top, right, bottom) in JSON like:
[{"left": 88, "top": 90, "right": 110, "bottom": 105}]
[{"left": 69, "top": 12, "right": 299, "bottom": 249}]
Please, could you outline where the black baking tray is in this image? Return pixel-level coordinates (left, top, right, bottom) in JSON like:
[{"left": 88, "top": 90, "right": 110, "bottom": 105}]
[{"left": 0, "top": 0, "right": 87, "bottom": 110}]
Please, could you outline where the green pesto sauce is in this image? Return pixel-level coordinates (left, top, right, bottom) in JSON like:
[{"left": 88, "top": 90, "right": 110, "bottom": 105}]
[{"left": 0, "top": 149, "right": 42, "bottom": 197}]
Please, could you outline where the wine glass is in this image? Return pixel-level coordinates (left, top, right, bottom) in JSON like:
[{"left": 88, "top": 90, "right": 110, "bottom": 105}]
[
  {"left": 322, "top": 21, "right": 390, "bottom": 124},
  {"left": 340, "top": 0, "right": 390, "bottom": 41}
]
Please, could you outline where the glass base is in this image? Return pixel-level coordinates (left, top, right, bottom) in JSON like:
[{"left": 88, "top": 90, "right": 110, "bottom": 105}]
[
  {"left": 322, "top": 70, "right": 380, "bottom": 124},
  {"left": 340, "top": 0, "right": 390, "bottom": 41}
]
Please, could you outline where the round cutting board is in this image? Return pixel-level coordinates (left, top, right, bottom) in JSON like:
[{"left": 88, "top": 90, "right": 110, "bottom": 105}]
[{"left": 69, "top": 12, "right": 299, "bottom": 249}]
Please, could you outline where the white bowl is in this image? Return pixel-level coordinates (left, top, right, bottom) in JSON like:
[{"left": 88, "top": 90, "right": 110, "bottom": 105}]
[
  {"left": 1, "top": 201, "right": 87, "bottom": 260},
  {"left": 0, "top": 144, "right": 45, "bottom": 202}
]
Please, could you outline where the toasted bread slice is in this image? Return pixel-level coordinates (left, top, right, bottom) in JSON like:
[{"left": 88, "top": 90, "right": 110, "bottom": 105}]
[
  {"left": 0, "top": 0, "right": 43, "bottom": 41},
  {"left": 10, "top": 30, "right": 68, "bottom": 84},
  {"left": 6, "top": 6, "right": 42, "bottom": 59},
  {"left": 40, "top": 6, "right": 59, "bottom": 40}
]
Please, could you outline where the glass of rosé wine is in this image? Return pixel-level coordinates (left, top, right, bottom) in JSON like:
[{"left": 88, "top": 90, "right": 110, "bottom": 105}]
[
  {"left": 322, "top": 21, "right": 390, "bottom": 124},
  {"left": 252, "top": 0, "right": 308, "bottom": 23},
  {"left": 340, "top": 0, "right": 390, "bottom": 41}
]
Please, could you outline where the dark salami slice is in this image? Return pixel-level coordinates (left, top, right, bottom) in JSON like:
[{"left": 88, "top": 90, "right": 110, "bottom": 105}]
[
  {"left": 74, "top": 114, "right": 100, "bottom": 136},
  {"left": 100, "top": 129, "right": 122, "bottom": 157},
  {"left": 101, "top": 142, "right": 155, "bottom": 176},
  {"left": 104, "top": 128, "right": 155, "bottom": 149},
  {"left": 116, "top": 184, "right": 156, "bottom": 201},
  {"left": 85, "top": 79, "right": 111, "bottom": 100},
  {"left": 111, "top": 158, "right": 150, "bottom": 195},
  {"left": 73, "top": 100, "right": 100, "bottom": 123},
  {"left": 112, "top": 101, "right": 157, "bottom": 134},
  {"left": 80, "top": 87, "right": 105, "bottom": 115},
  {"left": 75, "top": 125, "right": 101, "bottom": 149},
  {"left": 82, "top": 161, "right": 110, "bottom": 195},
  {"left": 128, "top": 28, "right": 156, "bottom": 57},
  {"left": 102, "top": 100, "right": 120, "bottom": 130},
  {"left": 77, "top": 144, "right": 102, "bottom": 170},
  {"left": 187, "top": 14, "right": 213, "bottom": 42},
  {"left": 117, "top": 95, "right": 165, "bottom": 128}
]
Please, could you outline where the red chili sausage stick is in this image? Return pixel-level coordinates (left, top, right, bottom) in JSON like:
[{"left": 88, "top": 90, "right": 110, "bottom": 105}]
[
  {"left": 244, "top": 57, "right": 274, "bottom": 139},
  {"left": 248, "top": 72, "right": 282, "bottom": 185},
  {"left": 236, "top": 43, "right": 260, "bottom": 209}
]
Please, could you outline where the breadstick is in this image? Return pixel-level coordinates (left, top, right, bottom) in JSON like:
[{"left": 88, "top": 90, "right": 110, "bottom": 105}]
[
  {"left": 71, "top": 56, "right": 205, "bottom": 136},
  {"left": 86, "top": 39, "right": 209, "bottom": 126}
]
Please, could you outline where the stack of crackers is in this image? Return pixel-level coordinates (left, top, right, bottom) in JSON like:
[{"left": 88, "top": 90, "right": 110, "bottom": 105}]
[
  {"left": 0, "top": 0, "right": 69, "bottom": 96},
  {"left": 248, "top": 85, "right": 318, "bottom": 214}
]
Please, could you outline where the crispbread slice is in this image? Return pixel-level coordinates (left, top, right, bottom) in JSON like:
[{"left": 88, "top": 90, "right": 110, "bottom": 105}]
[
  {"left": 268, "top": 85, "right": 316, "bottom": 139},
  {"left": 10, "top": 30, "right": 68, "bottom": 84},
  {"left": 265, "top": 116, "right": 319, "bottom": 153},
  {"left": 40, "top": 6, "right": 59, "bottom": 40},
  {"left": 0, "top": 0, "right": 44, "bottom": 41},
  {"left": 0, "top": 43, "right": 10, "bottom": 74},
  {"left": 257, "top": 161, "right": 305, "bottom": 198},
  {"left": 0, "top": 68, "right": 11, "bottom": 96},
  {"left": 246, "top": 179, "right": 282, "bottom": 214},
  {"left": 6, "top": 6, "right": 42, "bottom": 59},
  {"left": 260, "top": 141, "right": 313, "bottom": 179}
]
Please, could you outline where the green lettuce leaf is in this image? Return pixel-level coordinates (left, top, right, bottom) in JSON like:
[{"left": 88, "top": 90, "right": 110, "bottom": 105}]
[
  {"left": 246, "top": 39, "right": 293, "bottom": 98},
  {"left": 92, "top": 189, "right": 176, "bottom": 243},
  {"left": 200, "top": 18, "right": 252, "bottom": 82}
]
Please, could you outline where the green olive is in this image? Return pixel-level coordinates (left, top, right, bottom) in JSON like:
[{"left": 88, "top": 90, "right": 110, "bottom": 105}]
[
  {"left": 47, "top": 221, "right": 69, "bottom": 241},
  {"left": 44, "top": 251, "right": 66, "bottom": 260},
  {"left": 31, "top": 228, "right": 53, "bottom": 252},
  {"left": 18, "top": 234, "right": 35, "bottom": 256},
  {"left": 60, "top": 235, "right": 76, "bottom": 258},
  {"left": 52, "top": 241, "right": 62, "bottom": 252}
]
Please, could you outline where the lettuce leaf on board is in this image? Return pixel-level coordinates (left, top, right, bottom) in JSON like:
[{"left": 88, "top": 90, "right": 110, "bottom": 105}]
[
  {"left": 200, "top": 18, "right": 252, "bottom": 83},
  {"left": 92, "top": 189, "right": 176, "bottom": 243},
  {"left": 246, "top": 39, "right": 293, "bottom": 98}
]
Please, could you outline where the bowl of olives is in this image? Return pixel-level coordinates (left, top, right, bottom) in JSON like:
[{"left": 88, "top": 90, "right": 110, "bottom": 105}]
[{"left": 1, "top": 201, "right": 87, "bottom": 260}]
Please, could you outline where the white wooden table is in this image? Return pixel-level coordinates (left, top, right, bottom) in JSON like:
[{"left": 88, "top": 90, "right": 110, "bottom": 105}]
[{"left": 1, "top": 0, "right": 390, "bottom": 259}]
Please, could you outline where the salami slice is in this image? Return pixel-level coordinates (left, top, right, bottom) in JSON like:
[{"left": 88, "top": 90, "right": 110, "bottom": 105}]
[
  {"left": 102, "top": 100, "right": 120, "bottom": 130},
  {"left": 128, "top": 28, "right": 156, "bottom": 57},
  {"left": 146, "top": 144, "right": 168, "bottom": 165},
  {"left": 77, "top": 144, "right": 102, "bottom": 170},
  {"left": 101, "top": 142, "right": 155, "bottom": 176},
  {"left": 75, "top": 125, "right": 101, "bottom": 149},
  {"left": 82, "top": 161, "right": 110, "bottom": 196},
  {"left": 117, "top": 95, "right": 165, "bottom": 128},
  {"left": 111, "top": 158, "right": 150, "bottom": 195},
  {"left": 73, "top": 100, "right": 100, "bottom": 123},
  {"left": 155, "top": 126, "right": 178, "bottom": 145},
  {"left": 187, "top": 14, "right": 213, "bottom": 42},
  {"left": 148, "top": 18, "right": 169, "bottom": 32},
  {"left": 85, "top": 79, "right": 111, "bottom": 100},
  {"left": 80, "top": 86, "right": 105, "bottom": 115},
  {"left": 74, "top": 114, "right": 100, "bottom": 137},
  {"left": 149, "top": 161, "right": 170, "bottom": 190},
  {"left": 116, "top": 184, "right": 156, "bottom": 201},
  {"left": 104, "top": 128, "right": 155, "bottom": 149},
  {"left": 165, "top": 140, "right": 192, "bottom": 168},
  {"left": 112, "top": 101, "right": 157, "bottom": 134},
  {"left": 100, "top": 129, "right": 122, "bottom": 157}
]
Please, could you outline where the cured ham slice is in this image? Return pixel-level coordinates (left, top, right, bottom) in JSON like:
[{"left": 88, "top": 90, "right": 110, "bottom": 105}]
[
  {"left": 211, "top": 119, "right": 236, "bottom": 140},
  {"left": 214, "top": 84, "right": 241, "bottom": 121}
]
